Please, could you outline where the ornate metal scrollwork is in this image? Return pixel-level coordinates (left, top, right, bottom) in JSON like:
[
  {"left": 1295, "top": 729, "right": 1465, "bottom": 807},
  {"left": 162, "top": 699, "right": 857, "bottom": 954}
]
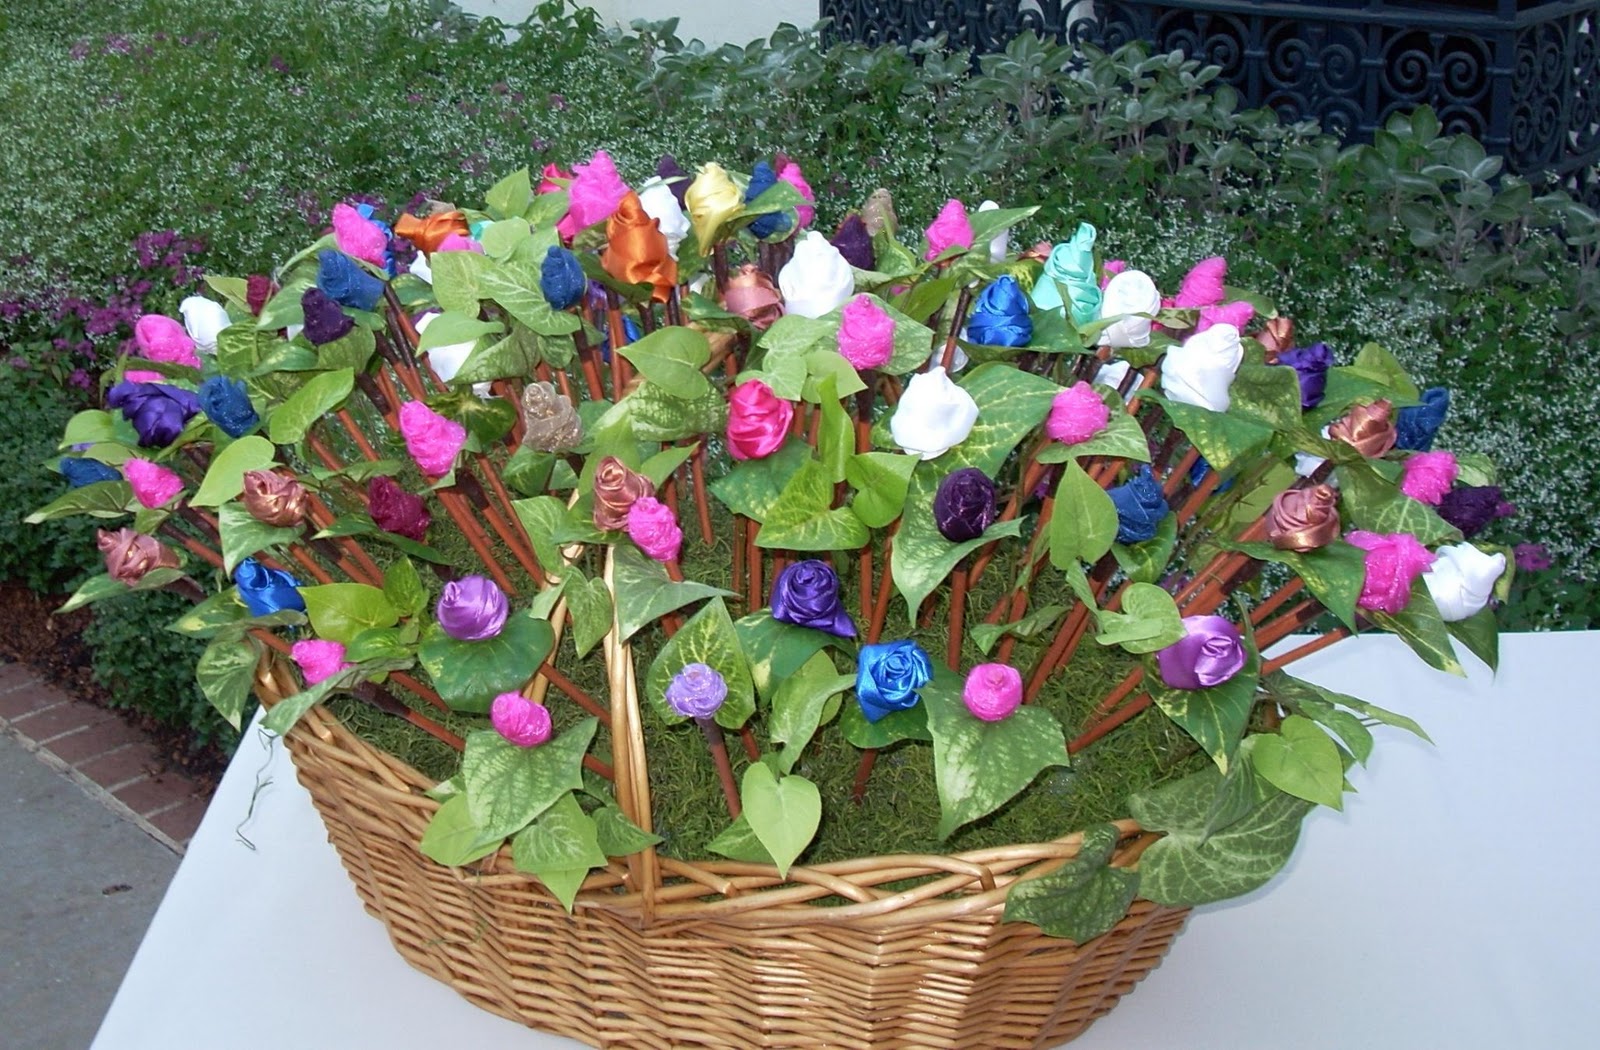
[{"left": 819, "top": 0, "right": 1600, "bottom": 185}]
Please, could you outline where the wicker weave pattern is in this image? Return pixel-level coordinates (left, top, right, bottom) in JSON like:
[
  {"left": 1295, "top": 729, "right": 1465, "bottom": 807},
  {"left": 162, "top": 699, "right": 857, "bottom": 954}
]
[{"left": 275, "top": 651, "right": 1189, "bottom": 1049}]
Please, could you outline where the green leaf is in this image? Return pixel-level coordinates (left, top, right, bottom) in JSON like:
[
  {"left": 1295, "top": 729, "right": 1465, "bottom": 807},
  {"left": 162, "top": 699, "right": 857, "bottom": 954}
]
[
  {"left": 1149, "top": 654, "right": 1261, "bottom": 772},
  {"left": 510, "top": 792, "right": 606, "bottom": 912},
  {"left": 298, "top": 583, "right": 398, "bottom": 646},
  {"left": 1049, "top": 459, "right": 1118, "bottom": 567},
  {"left": 382, "top": 557, "right": 427, "bottom": 619},
  {"left": 1447, "top": 606, "right": 1498, "bottom": 671},
  {"left": 1111, "top": 514, "right": 1178, "bottom": 585},
  {"left": 925, "top": 679, "right": 1069, "bottom": 839},
  {"left": 1037, "top": 407, "right": 1150, "bottom": 464},
  {"left": 261, "top": 664, "right": 367, "bottom": 735},
  {"left": 428, "top": 250, "right": 489, "bottom": 315},
  {"left": 313, "top": 326, "right": 376, "bottom": 373},
  {"left": 612, "top": 545, "right": 735, "bottom": 642},
  {"left": 565, "top": 574, "right": 613, "bottom": 659},
  {"left": 970, "top": 604, "right": 1069, "bottom": 655},
  {"left": 815, "top": 376, "right": 853, "bottom": 484},
  {"left": 1094, "top": 582, "right": 1185, "bottom": 654},
  {"left": 844, "top": 452, "right": 918, "bottom": 528},
  {"left": 1222, "top": 540, "right": 1367, "bottom": 632},
  {"left": 1342, "top": 696, "right": 1432, "bottom": 743},
  {"left": 893, "top": 471, "right": 1023, "bottom": 624},
  {"left": 1003, "top": 823, "right": 1140, "bottom": 943},
  {"left": 644, "top": 598, "right": 755, "bottom": 730},
  {"left": 1153, "top": 396, "right": 1275, "bottom": 473},
  {"left": 417, "top": 311, "right": 503, "bottom": 352},
  {"left": 592, "top": 805, "right": 663, "bottom": 857},
  {"left": 60, "top": 409, "right": 118, "bottom": 449},
  {"left": 431, "top": 387, "right": 517, "bottom": 445},
  {"left": 196, "top": 636, "right": 261, "bottom": 730},
  {"left": 1129, "top": 768, "right": 1312, "bottom": 906},
  {"left": 708, "top": 438, "right": 810, "bottom": 522},
  {"left": 311, "top": 515, "right": 449, "bottom": 564},
  {"left": 1336, "top": 462, "right": 1461, "bottom": 547},
  {"left": 267, "top": 368, "right": 354, "bottom": 445},
  {"left": 216, "top": 503, "right": 299, "bottom": 575},
  {"left": 1349, "top": 342, "right": 1420, "bottom": 403},
  {"left": 482, "top": 260, "right": 578, "bottom": 337},
  {"left": 617, "top": 326, "right": 712, "bottom": 400},
  {"left": 1365, "top": 582, "right": 1464, "bottom": 676},
  {"left": 1249, "top": 715, "right": 1346, "bottom": 809},
  {"left": 512, "top": 495, "right": 568, "bottom": 580},
  {"left": 839, "top": 698, "right": 931, "bottom": 748},
  {"left": 419, "top": 610, "right": 555, "bottom": 713},
  {"left": 740, "top": 763, "right": 821, "bottom": 878},
  {"left": 705, "top": 813, "right": 776, "bottom": 864},
  {"left": 27, "top": 480, "right": 133, "bottom": 524},
  {"left": 732, "top": 611, "right": 835, "bottom": 702},
  {"left": 419, "top": 794, "right": 505, "bottom": 867},
  {"left": 1228, "top": 364, "right": 1304, "bottom": 431},
  {"left": 485, "top": 167, "right": 532, "bottom": 220},
  {"left": 1261, "top": 673, "right": 1374, "bottom": 765},
  {"left": 57, "top": 573, "right": 133, "bottom": 614},
  {"left": 766, "top": 652, "right": 853, "bottom": 774},
  {"left": 639, "top": 443, "right": 698, "bottom": 489},
  {"left": 167, "top": 589, "right": 248, "bottom": 638},
  {"left": 462, "top": 719, "right": 597, "bottom": 841},
  {"left": 945, "top": 363, "right": 1060, "bottom": 474},
  {"left": 756, "top": 458, "right": 870, "bottom": 552}
]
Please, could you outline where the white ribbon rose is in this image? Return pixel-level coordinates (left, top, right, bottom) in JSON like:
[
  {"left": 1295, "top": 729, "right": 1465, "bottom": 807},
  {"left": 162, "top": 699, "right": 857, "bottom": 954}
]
[
  {"left": 1097, "top": 269, "right": 1161, "bottom": 349},
  {"left": 408, "top": 252, "right": 433, "bottom": 284},
  {"left": 638, "top": 177, "right": 690, "bottom": 260},
  {"left": 889, "top": 366, "right": 979, "bottom": 460},
  {"left": 1424, "top": 543, "right": 1506, "bottom": 622},
  {"left": 415, "top": 313, "right": 491, "bottom": 397},
  {"left": 977, "top": 199, "right": 1007, "bottom": 263},
  {"left": 178, "top": 296, "right": 232, "bottom": 354},
  {"left": 778, "top": 231, "right": 855, "bottom": 319},
  {"left": 1161, "top": 323, "right": 1244, "bottom": 412}
]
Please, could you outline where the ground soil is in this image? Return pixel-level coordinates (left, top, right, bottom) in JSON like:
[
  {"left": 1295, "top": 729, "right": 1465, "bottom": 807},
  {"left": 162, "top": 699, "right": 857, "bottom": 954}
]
[{"left": 0, "top": 581, "right": 226, "bottom": 788}]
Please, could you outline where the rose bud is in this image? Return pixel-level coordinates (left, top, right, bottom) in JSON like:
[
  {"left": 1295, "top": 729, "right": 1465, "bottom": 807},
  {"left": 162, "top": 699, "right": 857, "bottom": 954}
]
[
  {"left": 559, "top": 148, "right": 628, "bottom": 240},
  {"left": 655, "top": 154, "right": 690, "bottom": 209},
  {"left": 770, "top": 560, "right": 856, "bottom": 638},
  {"left": 197, "top": 376, "right": 260, "bottom": 438},
  {"left": 837, "top": 295, "right": 894, "bottom": 370},
  {"left": 1161, "top": 324, "right": 1244, "bottom": 413},
  {"left": 665, "top": 663, "right": 728, "bottom": 720},
  {"left": 1108, "top": 465, "right": 1170, "bottom": 544},
  {"left": 1046, "top": 381, "right": 1111, "bottom": 446},
  {"left": 637, "top": 175, "right": 690, "bottom": 258},
  {"left": 490, "top": 692, "right": 554, "bottom": 747},
  {"left": 519, "top": 381, "right": 583, "bottom": 453},
  {"left": 744, "top": 161, "right": 792, "bottom": 239},
  {"left": 1157, "top": 615, "right": 1247, "bottom": 691},
  {"left": 1266, "top": 484, "right": 1340, "bottom": 552},
  {"left": 98, "top": 528, "right": 179, "bottom": 584},
  {"left": 1347, "top": 530, "right": 1436, "bottom": 615},
  {"left": 1395, "top": 386, "right": 1450, "bottom": 451},
  {"left": 1258, "top": 316, "right": 1296, "bottom": 358},
  {"left": 1275, "top": 341, "right": 1333, "bottom": 410},
  {"left": 291, "top": 639, "right": 351, "bottom": 686},
  {"left": 962, "top": 663, "right": 1023, "bottom": 722},
  {"left": 1399, "top": 450, "right": 1459, "bottom": 506},
  {"left": 398, "top": 400, "right": 467, "bottom": 479},
  {"left": 246, "top": 275, "right": 277, "bottom": 315},
  {"left": 1329, "top": 400, "right": 1397, "bottom": 459},
  {"left": 1437, "top": 484, "right": 1504, "bottom": 539},
  {"left": 394, "top": 209, "right": 469, "bottom": 254},
  {"left": 966, "top": 275, "right": 1033, "bottom": 348},
  {"left": 777, "top": 161, "right": 815, "bottom": 229},
  {"left": 721, "top": 264, "right": 785, "bottom": 331},
  {"left": 133, "top": 314, "right": 201, "bottom": 369},
  {"left": 860, "top": 188, "right": 898, "bottom": 237},
  {"left": 1031, "top": 223, "right": 1101, "bottom": 327},
  {"left": 602, "top": 191, "right": 678, "bottom": 302},
  {"left": 233, "top": 557, "right": 306, "bottom": 617},
  {"left": 889, "top": 367, "right": 978, "bottom": 460},
  {"left": 778, "top": 231, "right": 855, "bottom": 318},
  {"left": 933, "top": 468, "right": 998, "bottom": 543},
  {"left": 726, "top": 380, "right": 794, "bottom": 461},
  {"left": 855, "top": 639, "right": 933, "bottom": 723},
  {"left": 179, "top": 296, "right": 232, "bottom": 353},
  {"left": 124, "top": 458, "right": 184, "bottom": 509},
  {"left": 592, "top": 456, "right": 655, "bottom": 532},
  {"left": 923, "top": 198, "right": 973, "bottom": 261},
  {"left": 106, "top": 381, "right": 201, "bottom": 448},
  {"left": 242, "top": 470, "right": 309, "bottom": 528},
  {"left": 316, "top": 249, "right": 385, "bottom": 312},
  {"left": 367, "top": 475, "right": 430, "bottom": 541},
  {"left": 830, "top": 213, "right": 875, "bottom": 271},
  {"left": 434, "top": 574, "right": 509, "bottom": 642},
  {"left": 1423, "top": 544, "right": 1507, "bottom": 623},
  {"left": 1173, "top": 256, "right": 1228, "bottom": 309},
  {"left": 627, "top": 496, "right": 683, "bottom": 564},
  {"left": 539, "top": 245, "right": 587, "bottom": 310},
  {"left": 684, "top": 162, "right": 744, "bottom": 249},
  {"left": 1097, "top": 269, "right": 1161, "bottom": 349}
]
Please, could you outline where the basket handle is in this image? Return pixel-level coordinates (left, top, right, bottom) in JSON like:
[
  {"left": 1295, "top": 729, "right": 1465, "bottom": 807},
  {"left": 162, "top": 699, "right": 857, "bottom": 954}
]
[{"left": 601, "top": 547, "right": 660, "bottom": 924}]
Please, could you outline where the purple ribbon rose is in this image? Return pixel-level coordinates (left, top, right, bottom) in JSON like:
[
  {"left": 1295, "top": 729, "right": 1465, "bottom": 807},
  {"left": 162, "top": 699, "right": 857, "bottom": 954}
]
[
  {"left": 434, "top": 574, "right": 509, "bottom": 642},
  {"left": 770, "top": 560, "right": 856, "bottom": 638},
  {"left": 1156, "top": 615, "right": 1247, "bottom": 691},
  {"left": 665, "top": 663, "right": 728, "bottom": 720}
]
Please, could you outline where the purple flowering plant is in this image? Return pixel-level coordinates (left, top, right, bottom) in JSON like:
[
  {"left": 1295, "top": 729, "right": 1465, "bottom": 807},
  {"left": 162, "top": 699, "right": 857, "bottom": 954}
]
[{"left": 31, "top": 157, "right": 1522, "bottom": 941}]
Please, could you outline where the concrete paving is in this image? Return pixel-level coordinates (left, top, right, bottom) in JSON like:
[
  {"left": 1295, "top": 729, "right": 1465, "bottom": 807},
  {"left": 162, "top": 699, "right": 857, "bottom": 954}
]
[{"left": 0, "top": 730, "right": 178, "bottom": 1050}]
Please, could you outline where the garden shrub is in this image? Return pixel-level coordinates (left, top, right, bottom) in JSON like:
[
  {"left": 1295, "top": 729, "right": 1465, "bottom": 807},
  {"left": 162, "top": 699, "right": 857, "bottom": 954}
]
[{"left": 0, "top": 0, "right": 1593, "bottom": 755}]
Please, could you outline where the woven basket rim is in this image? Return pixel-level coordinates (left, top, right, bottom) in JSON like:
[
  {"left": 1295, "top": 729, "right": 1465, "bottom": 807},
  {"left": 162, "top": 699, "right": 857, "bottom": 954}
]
[{"left": 265, "top": 659, "right": 1156, "bottom": 932}]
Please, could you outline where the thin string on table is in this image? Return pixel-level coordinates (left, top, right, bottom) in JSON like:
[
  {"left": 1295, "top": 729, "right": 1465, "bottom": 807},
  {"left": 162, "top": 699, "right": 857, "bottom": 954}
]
[{"left": 233, "top": 724, "right": 278, "bottom": 852}]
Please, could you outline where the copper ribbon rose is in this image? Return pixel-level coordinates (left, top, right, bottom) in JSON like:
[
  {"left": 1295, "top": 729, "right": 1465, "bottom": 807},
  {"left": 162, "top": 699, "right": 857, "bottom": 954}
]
[
  {"left": 1266, "top": 484, "right": 1340, "bottom": 552},
  {"left": 720, "top": 264, "right": 784, "bottom": 331},
  {"left": 394, "top": 210, "right": 470, "bottom": 254},
  {"left": 601, "top": 191, "right": 678, "bottom": 302},
  {"left": 241, "top": 470, "right": 308, "bottom": 528},
  {"left": 592, "top": 456, "right": 655, "bottom": 531},
  {"left": 520, "top": 381, "right": 583, "bottom": 453},
  {"left": 97, "top": 528, "right": 179, "bottom": 584},
  {"left": 1258, "top": 316, "right": 1296, "bottom": 359},
  {"left": 1329, "top": 399, "right": 1397, "bottom": 458}
]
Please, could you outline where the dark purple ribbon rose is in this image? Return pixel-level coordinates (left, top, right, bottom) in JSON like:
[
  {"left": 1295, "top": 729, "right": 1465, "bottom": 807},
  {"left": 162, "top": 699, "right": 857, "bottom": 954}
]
[
  {"left": 300, "top": 287, "right": 355, "bottom": 346},
  {"left": 1157, "top": 615, "right": 1247, "bottom": 691},
  {"left": 1275, "top": 341, "right": 1333, "bottom": 410},
  {"left": 933, "top": 467, "right": 997, "bottom": 543},
  {"left": 434, "top": 574, "right": 509, "bottom": 642},
  {"left": 1436, "top": 484, "right": 1507, "bottom": 539},
  {"left": 368, "top": 475, "right": 431, "bottom": 541},
  {"left": 830, "top": 214, "right": 875, "bottom": 271},
  {"left": 106, "top": 380, "right": 201, "bottom": 448},
  {"left": 770, "top": 559, "right": 856, "bottom": 638}
]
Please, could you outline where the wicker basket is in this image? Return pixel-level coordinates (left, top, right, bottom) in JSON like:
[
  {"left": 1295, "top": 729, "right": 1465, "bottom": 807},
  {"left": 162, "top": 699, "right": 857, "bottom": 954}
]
[{"left": 258, "top": 542, "right": 1190, "bottom": 1049}]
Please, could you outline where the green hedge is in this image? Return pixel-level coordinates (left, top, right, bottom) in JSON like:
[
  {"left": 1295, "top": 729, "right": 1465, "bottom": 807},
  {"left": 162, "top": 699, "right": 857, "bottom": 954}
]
[{"left": 1, "top": 0, "right": 1593, "bottom": 749}]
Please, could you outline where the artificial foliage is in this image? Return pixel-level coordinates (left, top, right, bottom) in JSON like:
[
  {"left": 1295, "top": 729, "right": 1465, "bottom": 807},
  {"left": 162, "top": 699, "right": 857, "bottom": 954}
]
[{"left": 37, "top": 152, "right": 1514, "bottom": 937}]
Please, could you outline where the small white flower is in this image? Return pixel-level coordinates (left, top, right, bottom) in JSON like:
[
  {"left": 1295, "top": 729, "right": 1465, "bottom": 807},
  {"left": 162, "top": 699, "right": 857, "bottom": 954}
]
[
  {"left": 178, "top": 296, "right": 231, "bottom": 354},
  {"left": 890, "top": 366, "right": 979, "bottom": 460},
  {"left": 1424, "top": 544, "right": 1506, "bottom": 622},
  {"left": 777, "top": 232, "right": 855, "bottom": 319},
  {"left": 415, "top": 312, "right": 491, "bottom": 397},
  {"left": 977, "top": 199, "right": 1007, "bottom": 263},
  {"left": 638, "top": 177, "right": 689, "bottom": 259},
  {"left": 1097, "top": 270, "right": 1161, "bottom": 349},
  {"left": 1162, "top": 323, "right": 1244, "bottom": 412}
]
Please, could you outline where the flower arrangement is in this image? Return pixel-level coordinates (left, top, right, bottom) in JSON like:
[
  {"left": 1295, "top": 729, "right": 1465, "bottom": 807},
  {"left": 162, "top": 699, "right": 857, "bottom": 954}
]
[{"left": 35, "top": 150, "right": 1514, "bottom": 1034}]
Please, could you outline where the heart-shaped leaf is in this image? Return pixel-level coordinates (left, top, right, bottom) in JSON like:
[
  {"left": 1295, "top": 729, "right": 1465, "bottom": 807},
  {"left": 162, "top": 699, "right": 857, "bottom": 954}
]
[
  {"left": 462, "top": 720, "right": 597, "bottom": 841},
  {"left": 740, "top": 763, "right": 821, "bottom": 878}
]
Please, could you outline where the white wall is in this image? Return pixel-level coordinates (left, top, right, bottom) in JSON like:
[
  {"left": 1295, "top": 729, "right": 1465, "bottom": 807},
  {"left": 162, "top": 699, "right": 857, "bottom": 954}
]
[{"left": 455, "top": 1, "right": 820, "bottom": 45}]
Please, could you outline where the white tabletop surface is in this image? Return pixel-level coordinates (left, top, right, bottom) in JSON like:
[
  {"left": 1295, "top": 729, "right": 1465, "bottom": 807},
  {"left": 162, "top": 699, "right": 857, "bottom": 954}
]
[{"left": 93, "top": 632, "right": 1600, "bottom": 1049}]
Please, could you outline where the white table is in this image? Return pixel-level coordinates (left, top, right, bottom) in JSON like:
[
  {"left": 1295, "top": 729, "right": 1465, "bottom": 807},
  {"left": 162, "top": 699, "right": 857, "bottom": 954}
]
[{"left": 93, "top": 633, "right": 1600, "bottom": 1049}]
